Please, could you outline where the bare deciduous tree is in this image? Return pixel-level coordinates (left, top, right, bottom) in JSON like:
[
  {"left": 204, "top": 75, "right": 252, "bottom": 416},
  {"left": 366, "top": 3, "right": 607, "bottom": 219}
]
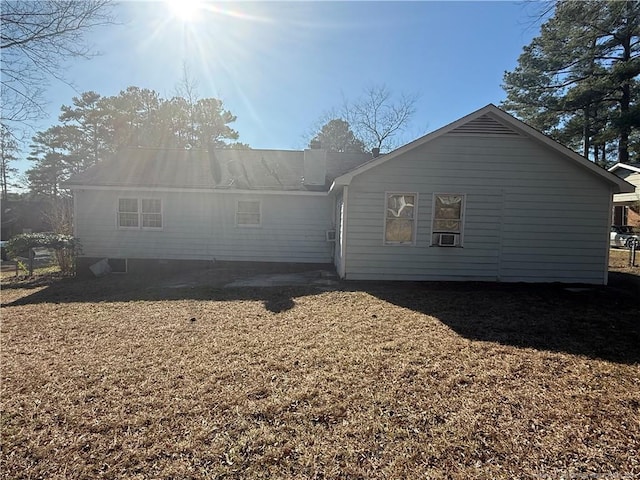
[
  {"left": 1, "top": 1, "right": 115, "bottom": 128},
  {"left": 343, "top": 85, "right": 418, "bottom": 152}
]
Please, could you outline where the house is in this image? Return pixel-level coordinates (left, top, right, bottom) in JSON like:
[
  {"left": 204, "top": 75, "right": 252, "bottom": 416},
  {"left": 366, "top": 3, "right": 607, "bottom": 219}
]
[
  {"left": 66, "top": 147, "right": 372, "bottom": 274},
  {"left": 607, "top": 163, "right": 640, "bottom": 227},
  {"left": 66, "top": 104, "right": 633, "bottom": 284}
]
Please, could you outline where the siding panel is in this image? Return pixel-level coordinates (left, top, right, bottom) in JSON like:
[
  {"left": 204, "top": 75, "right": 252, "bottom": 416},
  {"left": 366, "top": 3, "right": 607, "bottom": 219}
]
[
  {"left": 74, "top": 190, "right": 334, "bottom": 263},
  {"left": 344, "top": 134, "right": 611, "bottom": 283}
]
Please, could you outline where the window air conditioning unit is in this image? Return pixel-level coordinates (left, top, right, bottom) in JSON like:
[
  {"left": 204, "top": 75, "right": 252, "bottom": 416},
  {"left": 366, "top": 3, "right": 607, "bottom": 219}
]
[
  {"left": 326, "top": 230, "right": 337, "bottom": 242},
  {"left": 438, "top": 233, "right": 458, "bottom": 247}
]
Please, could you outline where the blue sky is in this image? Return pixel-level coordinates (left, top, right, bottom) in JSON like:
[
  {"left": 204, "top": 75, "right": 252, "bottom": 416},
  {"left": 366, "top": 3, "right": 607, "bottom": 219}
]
[{"left": 24, "top": 1, "right": 542, "bottom": 173}]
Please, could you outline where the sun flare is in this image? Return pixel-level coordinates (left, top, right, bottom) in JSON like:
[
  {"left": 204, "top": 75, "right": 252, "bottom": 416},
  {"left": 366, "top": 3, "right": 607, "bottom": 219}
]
[{"left": 165, "top": 0, "right": 203, "bottom": 22}]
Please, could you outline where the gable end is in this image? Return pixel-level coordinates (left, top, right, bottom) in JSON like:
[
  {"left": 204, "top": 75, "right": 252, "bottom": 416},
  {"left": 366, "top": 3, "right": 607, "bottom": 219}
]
[{"left": 446, "top": 114, "right": 522, "bottom": 137}]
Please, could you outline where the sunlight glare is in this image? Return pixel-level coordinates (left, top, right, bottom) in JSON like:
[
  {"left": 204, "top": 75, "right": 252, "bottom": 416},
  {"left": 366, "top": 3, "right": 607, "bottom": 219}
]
[{"left": 165, "top": 0, "right": 203, "bottom": 22}]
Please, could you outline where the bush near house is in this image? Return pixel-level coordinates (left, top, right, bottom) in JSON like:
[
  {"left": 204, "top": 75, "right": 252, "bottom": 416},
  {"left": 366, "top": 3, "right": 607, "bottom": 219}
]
[{"left": 4, "top": 232, "right": 80, "bottom": 274}]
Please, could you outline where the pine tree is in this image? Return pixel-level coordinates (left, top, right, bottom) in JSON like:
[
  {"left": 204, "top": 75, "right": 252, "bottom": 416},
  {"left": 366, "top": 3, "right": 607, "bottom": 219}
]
[
  {"left": 26, "top": 127, "right": 68, "bottom": 199},
  {"left": 59, "top": 91, "right": 111, "bottom": 172},
  {"left": 0, "top": 125, "right": 19, "bottom": 200},
  {"left": 502, "top": 0, "right": 640, "bottom": 165},
  {"left": 310, "top": 119, "right": 366, "bottom": 153}
]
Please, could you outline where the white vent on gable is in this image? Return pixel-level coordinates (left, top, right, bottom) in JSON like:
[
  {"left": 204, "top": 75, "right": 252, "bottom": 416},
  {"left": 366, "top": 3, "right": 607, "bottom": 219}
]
[{"left": 448, "top": 114, "right": 521, "bottom": 136}]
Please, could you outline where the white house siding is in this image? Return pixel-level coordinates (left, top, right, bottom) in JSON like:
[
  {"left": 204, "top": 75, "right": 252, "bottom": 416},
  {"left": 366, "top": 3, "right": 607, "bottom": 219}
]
[
  {"left": 612, "top": 171, "right": 640, "bottom": 204},
  {"left": 74, "top": 189, "right": 334, "bottom": 264},
  {"left": 343, "top": 134, "right": 611, "bottom": 284}
]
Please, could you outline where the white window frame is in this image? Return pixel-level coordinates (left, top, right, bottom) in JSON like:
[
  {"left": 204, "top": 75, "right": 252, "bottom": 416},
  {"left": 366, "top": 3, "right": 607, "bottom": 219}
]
[
  {"left": 236, "top": 200, "right": 262, "bottom": 227},
  {"left": 141, "top": 198, "right": 163, "bottom": 230},
  {"left": 431, "top": 193, "right": 465, "bottom": 247},
  {"left": 117, "top": 198, "right": 140, "bottom": 230},
  {"left": 117, "top": 198, "right": 163, "bottom": 230},
  {"left": 383, "top": 192, "right": 418, "bottom": 246}
]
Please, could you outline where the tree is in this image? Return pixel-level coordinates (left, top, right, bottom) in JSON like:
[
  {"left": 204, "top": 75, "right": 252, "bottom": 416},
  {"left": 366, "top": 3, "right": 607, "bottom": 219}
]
[
  {"left": 170, "top": 67, "right": 242, "bottom": 148},
  {"left": 59, "top": 91, "right": 111, "bottom": 172},
  {"left": 502, "top": 0, "right": 640, "bottom": 165},
  {"left": 309, "top": 119, "right": 366, "bottom": 153},
  {"left": 1, "top": 1, "right": 114, "bottom": 129},
  {"left": 103, "top": 86, "right": 163, "bottom": 149},
  {"left": 193, "top": 98, "right": 241, "bottom": 148},
  {"left": 344, "top": 84, "right": 418, "bottom": 152},
  {"left": 25, "top": 127, "right": 68, "bottom": 199},
  {"left": 22, "top": 85, "right": 248, "bottom": 200},
  {"left": 1, "top": 125, "right": 19, "bottom": 200}
]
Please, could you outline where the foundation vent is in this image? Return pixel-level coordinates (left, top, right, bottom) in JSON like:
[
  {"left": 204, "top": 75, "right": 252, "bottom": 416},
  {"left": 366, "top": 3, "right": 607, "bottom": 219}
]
[{"left": 448, "top": 114, "right": 521, "bottom": 136}]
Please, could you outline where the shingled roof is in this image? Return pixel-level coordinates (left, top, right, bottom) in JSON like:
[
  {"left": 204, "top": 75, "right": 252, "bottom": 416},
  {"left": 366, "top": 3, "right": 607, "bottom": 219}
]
[{"left": 65, "top": 147, "right": 372, "bottom": 191}]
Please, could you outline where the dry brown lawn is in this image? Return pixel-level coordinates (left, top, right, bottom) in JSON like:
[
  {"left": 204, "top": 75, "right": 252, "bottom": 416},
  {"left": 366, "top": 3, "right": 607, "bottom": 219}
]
[
  {"left": 609, "top": 247, "right": 640, "bottom": 272},
  {"left": 1, "top": 258, "right": 639, "bottom": 479}
]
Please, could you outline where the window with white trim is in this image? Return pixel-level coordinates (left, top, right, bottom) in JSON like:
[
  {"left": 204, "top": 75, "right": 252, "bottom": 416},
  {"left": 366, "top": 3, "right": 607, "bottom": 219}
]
[
  {"left": 141, "top": 199, "right": 162, "bottom": 228},
  {"left": 431, "top": 193, "right": 465, "bottom": 246},
  {"left": 118, "top": 198, "right": 162, "bottom": 229},
  {"left": 118, "top": 198, "right": 139, "bottom": 228},
  {"left": 236, "top": 200, "right": 261, "bottom": 227},
  {"left": 384, "top": 193, "right": 417, "bottom": 245}
]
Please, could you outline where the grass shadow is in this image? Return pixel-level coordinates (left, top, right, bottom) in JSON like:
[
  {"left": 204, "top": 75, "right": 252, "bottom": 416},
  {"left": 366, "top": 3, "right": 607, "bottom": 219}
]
[
  {"left": 360, "top": 280, "right": 640, "bottom": 365},
  {"left": 1, "top": 274, "right": 312, "bottom": 314},
  {"left": 3, "top": 272, "right": 639, "bottom": 364}
]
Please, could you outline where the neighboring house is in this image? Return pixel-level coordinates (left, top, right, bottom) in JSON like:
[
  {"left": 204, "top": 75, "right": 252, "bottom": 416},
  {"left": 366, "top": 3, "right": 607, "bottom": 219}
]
[
  {"left": 66, "top": 104, "right": 633, "bottom": 284},
  {"left": 607, "top": 163, "right": 640, "bottom": 227}
]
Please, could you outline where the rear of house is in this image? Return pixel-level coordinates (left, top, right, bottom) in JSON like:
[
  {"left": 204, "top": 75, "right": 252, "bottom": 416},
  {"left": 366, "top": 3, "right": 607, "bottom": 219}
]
[
  {"left": 67, "top": 148, "right": 370, "bottom": 273},
  {"left": 73, "top": 189, "right": 334, "bottom": 268},
  {"left": 67, "top": 105, "right": 632, "bottom": 284},
  {"left": 332, "top": 105, "right": 633, "bottom": 284}
]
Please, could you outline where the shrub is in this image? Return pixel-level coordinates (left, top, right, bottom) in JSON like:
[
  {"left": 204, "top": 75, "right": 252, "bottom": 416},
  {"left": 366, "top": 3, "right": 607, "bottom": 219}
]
[{"left": 5, "top": 233, "right": 81, "bottom": 274}]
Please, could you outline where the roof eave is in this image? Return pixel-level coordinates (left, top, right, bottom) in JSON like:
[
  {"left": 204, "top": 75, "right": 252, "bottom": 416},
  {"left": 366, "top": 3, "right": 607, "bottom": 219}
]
[{"left": 608, "top": 162, "right": 640, "bottom": 174}]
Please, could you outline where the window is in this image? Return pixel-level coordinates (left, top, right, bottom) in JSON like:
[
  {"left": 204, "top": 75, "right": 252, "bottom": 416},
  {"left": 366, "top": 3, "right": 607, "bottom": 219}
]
[
  {"left": 237, "top": 200, "right": 261, "bottom": 227},
  {"left": 118, "top": 198, "right": 139, "bottom": 228},
  {"left": 432, "top": 193, "right": 465, "bottom": 246},
  {"left": 118, "top": 198, "right": 162, "bottom": 229},
  {"left": 384, "top": 193, "right": 417, "bottom": 245},
  {"left": 141, "top": 199, "right": 162, "bottom": 228}
]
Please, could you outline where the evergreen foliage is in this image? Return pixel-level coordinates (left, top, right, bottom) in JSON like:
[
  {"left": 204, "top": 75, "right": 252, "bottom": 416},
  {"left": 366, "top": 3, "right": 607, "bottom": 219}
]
[
  {"left": 24, "top": 87, "right": 245, "bottom": 199},
  {"left": 309, "top": 119, "right": 366, "bottom": 153},
  {"left": 5, "top": 232, "right": 80, "bottom": 274},
  {"left": 502, "top": 0, "right": 640, "bottom": 166},
  {"left": 1, "top": 125, "right": 19, "bottom": 200},
  {"left": 5, "top": 232, "right": 78, "bottom": 258}
]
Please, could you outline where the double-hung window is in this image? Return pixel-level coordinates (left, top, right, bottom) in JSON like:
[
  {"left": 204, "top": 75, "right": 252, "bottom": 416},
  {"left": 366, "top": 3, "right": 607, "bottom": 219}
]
[
  {"left": 118, "top": 198, "right": 163, "bottom": 229},
  {"left": 431, "top": 193, "right": 465, "bottom": 246},
  {"left": 236, "top": 200, "right": 261, "bottom": 227},
  {"left": 141, "top": 199, "right": 162, "bottom": 228},
  {"left": 118, "top": 198, "right": 139, "bottom": 228},
  {"left": 384, "top": 193, "right": 417, "bottom": 245}
]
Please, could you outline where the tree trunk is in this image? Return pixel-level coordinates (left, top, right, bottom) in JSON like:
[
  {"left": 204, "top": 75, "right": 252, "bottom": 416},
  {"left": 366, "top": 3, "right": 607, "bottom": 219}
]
[
  {"left": 617, "top": 18, "right": 632, "bottom": 164},
  {"left": 583, "top": 106, "right": 590, "bottom": 158},
  {"left": 1, "top": 163, "right": 7, "bottom": 201}
]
